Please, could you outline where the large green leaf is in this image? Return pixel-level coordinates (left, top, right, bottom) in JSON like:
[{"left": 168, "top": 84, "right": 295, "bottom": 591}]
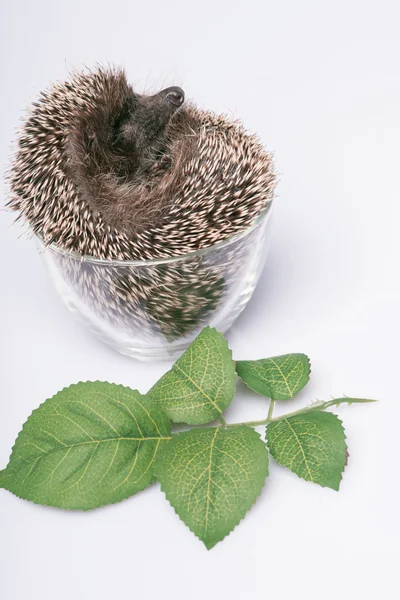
[
  {"left": 155, "top": 426, "right": 269, "bottom": 549},
  {"left": 0, "top": 382, "right": 171, "bottom": 509},
  {"left": 236, "top": 353, "right": 310, "bottom": 400},
  {"left": 266, "top": 411, "right": 347, "bottom": 490},
  {"left": 149, "top": 327, "right": 236, "bottom": 424}
]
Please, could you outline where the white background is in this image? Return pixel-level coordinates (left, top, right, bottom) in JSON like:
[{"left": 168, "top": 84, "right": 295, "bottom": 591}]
[{"left": 1, "top": 1, "right": 399, "bottom": 598}]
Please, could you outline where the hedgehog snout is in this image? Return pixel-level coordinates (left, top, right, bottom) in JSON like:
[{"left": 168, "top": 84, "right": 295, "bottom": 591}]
[{"left": 162, "top": 86, "right": 185, "bottom": 107}]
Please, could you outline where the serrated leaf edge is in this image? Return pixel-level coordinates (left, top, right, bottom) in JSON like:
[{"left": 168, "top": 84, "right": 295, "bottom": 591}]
[
  {"left": 151, "top": 326, "right": 237, "bottom": 425},
  {"left": 155, "top": 426, "right": 269, "bottom": 549},
  {"left": 0, "top": 381, "right": 170, "bottom": 510},
  {"left": 1, "top": 381, "right": 160, "bottom": 464},
  {"left": 236, "top": 353, "right": 311, "bottom": 400},
  {"left": 266, "top": 411, "right": 347, "bottom": 491},
  {"left": 0, "top": 474, "right": 158, "bottom": 511}
]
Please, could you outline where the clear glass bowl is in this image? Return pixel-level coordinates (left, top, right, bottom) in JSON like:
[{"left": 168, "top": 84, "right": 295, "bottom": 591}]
[{"left": 37, "top": 207, "right": 273, "bottom": 360}]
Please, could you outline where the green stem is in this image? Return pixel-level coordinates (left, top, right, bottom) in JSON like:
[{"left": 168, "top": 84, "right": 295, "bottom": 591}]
[
  {"left": 267, "top": 399, "right": 275, "bottom": 421},
  {"left": 223, "top": 397, "right": 376, "bottom": 429},
  {"left": 170, "top": 398, "right": 376, "bottom": 435}
]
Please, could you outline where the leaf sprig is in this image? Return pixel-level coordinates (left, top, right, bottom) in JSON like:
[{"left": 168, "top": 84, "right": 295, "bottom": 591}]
[{"left": 0, "top": 327, "right": 375, "bottom": 548}]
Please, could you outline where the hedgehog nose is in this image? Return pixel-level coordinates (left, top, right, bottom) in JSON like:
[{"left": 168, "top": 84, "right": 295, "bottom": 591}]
[{"left": 165, "top": 87, "right": 185, "bottom": 107}]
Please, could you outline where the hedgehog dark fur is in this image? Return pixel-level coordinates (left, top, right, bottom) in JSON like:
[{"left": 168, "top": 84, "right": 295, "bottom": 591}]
[{"left": 8, "top": 66, "right": 276, "bottom": 260}]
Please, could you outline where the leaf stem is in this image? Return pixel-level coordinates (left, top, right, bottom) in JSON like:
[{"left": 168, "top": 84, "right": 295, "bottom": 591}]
[
  {"left": 223, "top": 397, "right": 377, "bottom": 429},
  {"left": 219, "top": 414, "right": 228, "bottom": 427},
  {"left": 267, "top": 400, "right": 275, "bottom": 421}
]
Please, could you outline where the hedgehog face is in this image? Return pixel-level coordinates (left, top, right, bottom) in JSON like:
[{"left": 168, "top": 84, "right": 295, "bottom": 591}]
[{"left": 113, "top": 86, "right": 185, "bottom": 161}]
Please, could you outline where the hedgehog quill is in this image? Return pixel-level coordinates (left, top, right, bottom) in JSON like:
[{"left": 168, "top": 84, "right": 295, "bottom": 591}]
[{"left": 7, "top": 66, "right": 276, "bottom": 340}]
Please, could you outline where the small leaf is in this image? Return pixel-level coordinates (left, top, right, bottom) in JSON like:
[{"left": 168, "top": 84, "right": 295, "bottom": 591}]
[
  {"left": 155, "top": 426, "right": 269, "bottom": 549},
  {"left": 0, "top": 382, "right": 171, "bottom": 509},
  {"left": 236, "top": 353, "right": 311, "bottom": 400},
  {"left": 266, "top": 411, "right": 347, "bottom": 490},
  {"left": 149, "top": 327, "right": 236, "bottom": 424}
]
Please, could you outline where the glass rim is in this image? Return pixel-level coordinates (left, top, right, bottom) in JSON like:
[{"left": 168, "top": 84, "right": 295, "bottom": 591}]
[{"left": 35, "top": 204, "right": 272, "bottom": 267}]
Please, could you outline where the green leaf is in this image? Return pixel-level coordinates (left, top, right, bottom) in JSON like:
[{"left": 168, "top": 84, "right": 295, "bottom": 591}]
[
  {"left": 266, "top": 411, "right": 347, "bottom": 490},
  {"left": 149, "top": 327, "right": 237, "bottom": 424},
  {"left": 155, "top": 426, "right": 269, "bottom": 549},
  {"left": 0, "top": 382, "right": 171, "bottom": 509},
  {"left": 236, "top": 353, "right": 311, "bottom": 400}
]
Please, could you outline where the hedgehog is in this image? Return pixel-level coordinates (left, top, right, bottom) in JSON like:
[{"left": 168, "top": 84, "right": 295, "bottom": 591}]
[{"left": 7, "top": 66, "right": 276, "bottom": 342}]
